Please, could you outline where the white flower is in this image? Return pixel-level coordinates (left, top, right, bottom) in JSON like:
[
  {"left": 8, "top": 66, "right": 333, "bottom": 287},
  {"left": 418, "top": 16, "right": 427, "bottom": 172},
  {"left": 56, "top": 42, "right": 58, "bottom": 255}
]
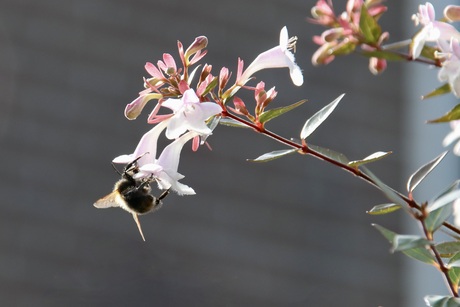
[
  {"left": 135, "top": 132, "right": 198, "bottom": 195},
  {"left": 411, "top": 2, "right": 460, "bottom": 59},
  {"left": 239, "top": 26, "right": 303, "bottom": 86},
  {"left": 159, "top": 89, "right": 222, "bottom": 139},
  {"left": 437, "top": 39, "right": 460, "bottom": 97},
  {"left": 112, "top": 121, "right": 196, "bottom": 195},
  {"left": 443, "top": 120, "right": 460, "bottom": 155}
]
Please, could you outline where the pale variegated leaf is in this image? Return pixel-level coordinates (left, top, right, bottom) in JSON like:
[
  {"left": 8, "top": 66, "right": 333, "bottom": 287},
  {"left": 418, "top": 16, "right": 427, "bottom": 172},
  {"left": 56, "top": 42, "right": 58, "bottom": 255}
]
[
  {"left": 366, "top": 203, "right": 402, "bottom": 215},
  {"left": 248, "top": 149, "right": 297, "bottom": 162},
  {"left": 407, "top": 151, "right": 448, "bottom": 192},
  {"left": 424, "top": 295, "right": 460, "bottom": 307},
  {"left": 427, "top": 190, "right": 460, "bottom": 213},
  {"left": 300, "top": 94, "right": 344, "bottom": 140},
  {"left": 348, "top": 151, "right": 392, "bottom": 167}
]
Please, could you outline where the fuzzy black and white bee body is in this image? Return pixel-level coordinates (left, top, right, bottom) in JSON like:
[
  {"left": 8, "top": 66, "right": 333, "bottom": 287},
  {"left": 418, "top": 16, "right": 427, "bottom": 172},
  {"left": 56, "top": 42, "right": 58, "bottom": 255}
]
[{"left": 94, "top": 155, "right": 169, "bottom": 241}]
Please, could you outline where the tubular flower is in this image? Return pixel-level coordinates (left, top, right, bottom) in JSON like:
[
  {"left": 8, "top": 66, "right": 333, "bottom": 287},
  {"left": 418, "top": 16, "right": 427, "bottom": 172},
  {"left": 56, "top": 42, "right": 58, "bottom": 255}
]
[
  {"left": 411, "top": 2, "right": 460, "bottom": 59},
  {"left": 135, "top": 132, "right": 198, "bottom": 195},
  {"left": 437, "top": 39, "right": 460, "bottom": 97},
  {"left": 154, "top": 89, "right": 222, "bottom": 139},
  {"left": 443, "top": 119, "right": 460, "bottom": 155},
  {"left": 239, "top": 26, "right": 303, "bottom": 87}
]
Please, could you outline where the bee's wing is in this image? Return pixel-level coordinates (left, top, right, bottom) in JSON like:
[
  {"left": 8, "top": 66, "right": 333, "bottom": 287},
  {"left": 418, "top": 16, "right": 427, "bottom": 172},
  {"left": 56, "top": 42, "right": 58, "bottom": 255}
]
[{"left": 93, "top": 191, "right": 120, "bottom": 209}]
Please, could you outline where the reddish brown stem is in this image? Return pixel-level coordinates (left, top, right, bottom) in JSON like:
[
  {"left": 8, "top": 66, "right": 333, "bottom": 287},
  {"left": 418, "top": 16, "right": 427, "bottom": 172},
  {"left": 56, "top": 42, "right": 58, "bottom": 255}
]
[{"left": 221, "top": 110, "right": 460, "bottom": 236}]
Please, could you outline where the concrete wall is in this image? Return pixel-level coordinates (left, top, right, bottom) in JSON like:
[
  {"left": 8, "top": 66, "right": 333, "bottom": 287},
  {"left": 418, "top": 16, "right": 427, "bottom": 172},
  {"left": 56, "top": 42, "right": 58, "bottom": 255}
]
[{"left": 0, "top": 0, "right": 406, "bottom": 306}]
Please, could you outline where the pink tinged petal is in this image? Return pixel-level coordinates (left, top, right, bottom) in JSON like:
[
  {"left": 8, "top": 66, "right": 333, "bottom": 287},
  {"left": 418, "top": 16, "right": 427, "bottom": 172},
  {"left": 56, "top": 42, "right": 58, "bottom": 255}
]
[
  {"left": 199, "top": 102, "right": 222, "bottom": 118},
  {"left": 369, "top": 57, "right": 387, "bottom": 75},
  {"left": 192, "top": 135, "right": 200, "bottom": 151},
  {"left": 145, "top": 62, "right": 164, "bottom": 79},
  {"left": 161, "top": 97, "right": 183, "bottom": 112},
  {"left": 237, "top": 58, "right": 244, "bottom": 80},
  {"left": 312, "top": 42, "right": 336, "bottom": 65},
  {"left": 445, "top": 5, "right": 460, "bottom": 22},
  {"left": 158, "top": 131, "right": 197, "bottom": 173},
  {"left": 112, "top": 154, "right": 134, "bottom": 164},
  {"left": 426, "top": 2, "right": 435, "bottom": 22},
  {"left": 182, "top": 88, "right": 200, "bottom": 103},
  {"left": 162, "top": 53, "right": 176, "bottom": 71},
  {"left": 411, "top": 27, "right": 429, "bottom": 58},
  {"left": 157, "top": 132, "right": 198, "bottom": 195},
  {"left": 124, "top": 93, "right": 162, "bottom": 120},
  {"left": 166, "top": 112, "right": 189, "bottom": 139},
  {"left": 115, "top": 120, "right": 169, "bottom": 167},
  {"left": 184, "top": 36, "right": 208, "bottom": 63}
]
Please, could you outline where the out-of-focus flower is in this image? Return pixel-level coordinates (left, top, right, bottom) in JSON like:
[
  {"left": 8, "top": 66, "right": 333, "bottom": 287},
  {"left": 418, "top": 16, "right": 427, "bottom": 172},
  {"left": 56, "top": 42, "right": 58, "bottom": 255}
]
[
  {"left": 411, "top": 2, "right": 460, "bottom": 59},
  {"left": 310, "top": 0, "right": 336, "bottom": 27},
  {"left": 444, "top": 5, "right": 460, "bottom": 22},
  {"left": 437, "top": 39, "right": 460, "bottom": 97},
  {"left": 369, "top": 56, "right": 387, "bottom": 75},
  {"left": 453, "top": 199, "right": 460, "bottom": 228},
  {"left": 150, "top": 89, "right": 222, "bottom": 139},
  {"left": 239, "top": 26, "right": 303, "bottom": 87},
  {"left": 310, "top": 0, "right": 387, "bottom": 68},
  {"left": 443, "top": 119, "right": 460, "bottom": 155}
]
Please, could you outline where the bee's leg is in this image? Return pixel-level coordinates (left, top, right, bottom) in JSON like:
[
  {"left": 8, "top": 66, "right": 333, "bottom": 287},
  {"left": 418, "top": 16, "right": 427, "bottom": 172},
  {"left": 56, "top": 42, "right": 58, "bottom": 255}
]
[
  {"left": 154, "top": 189, "right": 170, "bottom": 205},
  {"left": 135, "top": 179, "right": 151, "bottom": 191}
]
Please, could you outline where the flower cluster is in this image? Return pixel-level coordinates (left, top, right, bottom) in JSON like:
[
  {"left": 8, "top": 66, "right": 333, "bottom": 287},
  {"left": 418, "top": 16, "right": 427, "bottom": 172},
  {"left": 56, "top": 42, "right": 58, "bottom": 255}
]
[
  {"left": 113, "top": 26, "right": 303, "bottom": 196},
  {"left": 310, "top": 0, "right": 389, "bottom": 74}
]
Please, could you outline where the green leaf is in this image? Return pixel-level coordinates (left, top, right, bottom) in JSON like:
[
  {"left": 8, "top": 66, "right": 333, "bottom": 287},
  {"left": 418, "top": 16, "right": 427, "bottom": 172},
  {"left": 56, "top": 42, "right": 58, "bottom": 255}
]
[
  {"left": 373, "top": 224, "right": 436, "bottom": 264},
  {"left": 407, "top": 151, "right": 448, "bottom": 193},
  {"left": 201, "top": 76, "right": 218, "bottom": 96},
  {"left": 392, "top": 234, "right": 431, "bottom": 252},
  {"left": 359, "top": 5, "right": 382, "bottom": 44},
  {"left": 428, "top": 189, "right": 460, "bottom": 213},
  {"left": 422, "top": 83, "right": 451, "bottom": 100},
  {"left": 436, "top": 242, "right": 460, "bottom": 258},
  {"left": 300, "top": 94, "right": 344, "bottom": 140},
  {"left": 258, "top": 99, "right": 307, "bottom": 124},
  {"left": 362, "top": 167, "right": 407, "bottom": 208},
  {"left": 308, "top": 144, "right": 349, "bottom": 164},
  {"left": 348, "top": 151, "right": 392, "bottom": 167},
  {"left": 448, "top": 253, "right": 460, "bottom": 287},
  {"left": 360, "top": 50, "right": 406, "bottom": 61},
  {"left": 330, "top": 41, "right": 356, "bottom": 56},
  {"left": 247, "top": 149, "right": 297, "bottom": 162},
  {"left": 366, "top": 203, "right": 402, "bottom": 215},
  {"left": 428, "top": 104, "right": 460, "bottom": 123},
  {"left": 420, "top": 44, "right": 441, "bottom": 61},
  {"left": 426, "top": 204, "right": 454, "bottom": 233},
  {"left": 426, "top": 181, "right": 460, "bottom": 233},
  {"left": 424, "top": 295, "right": 460, "bottom": 307},
  {"left": 218, "top": 117, "right": 250, "bottom": 128}
]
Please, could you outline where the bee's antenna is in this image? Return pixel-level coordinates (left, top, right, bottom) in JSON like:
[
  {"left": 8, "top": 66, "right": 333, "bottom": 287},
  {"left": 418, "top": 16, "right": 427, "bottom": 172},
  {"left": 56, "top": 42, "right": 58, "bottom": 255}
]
[{"left": 111, "top": 162, "right": 122, "bottom": 176}]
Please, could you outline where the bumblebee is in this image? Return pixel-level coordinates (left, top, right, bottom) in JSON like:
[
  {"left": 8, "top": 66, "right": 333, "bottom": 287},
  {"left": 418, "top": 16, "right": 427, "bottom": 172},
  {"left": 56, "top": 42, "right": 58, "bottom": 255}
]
[{"left": 94, "top": 155, "right": 169, "bottom": 241}]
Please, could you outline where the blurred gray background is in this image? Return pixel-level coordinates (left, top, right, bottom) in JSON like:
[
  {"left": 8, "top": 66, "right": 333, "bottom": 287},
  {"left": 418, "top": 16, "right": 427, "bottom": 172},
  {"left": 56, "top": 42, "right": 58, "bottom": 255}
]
[{"left": 0, "top": 0, "right": 456, "bottom": 306}]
